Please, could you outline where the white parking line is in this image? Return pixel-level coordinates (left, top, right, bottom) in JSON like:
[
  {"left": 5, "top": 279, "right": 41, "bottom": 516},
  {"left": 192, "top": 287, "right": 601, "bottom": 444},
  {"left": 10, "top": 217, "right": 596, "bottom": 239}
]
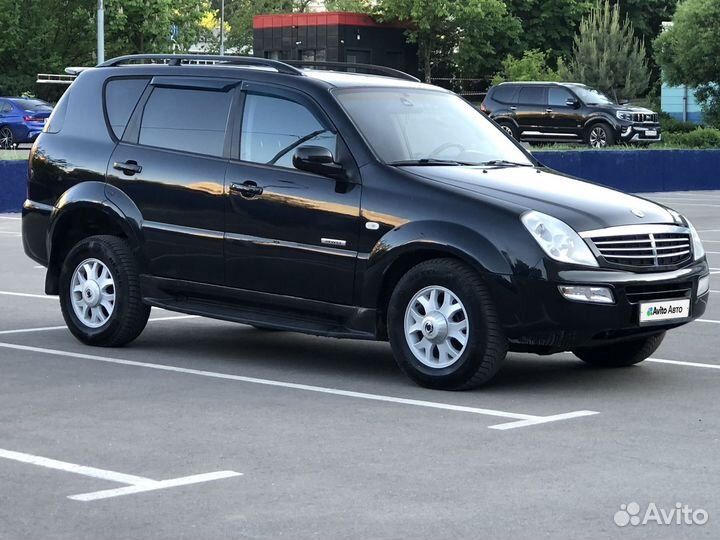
[
  {"left": 0, "top": 291, "right": 54, "bottom": 300},
  {"left": 0, "top": 315, "right": 199, "bottom": 335},
  {"left": 0, "top": 216, "right": 20, "bottom": 220},
  {"left": 0, "top": 448, "right": 242, "bottom": 502},
  {"left": 0, "top": 341, "right": 598, "bottom": 430},
  {"left": 698, "top": 319, "right": 720, "bottom": 324},
  {"left": 648, "top": 358, "right": 720, "bottom": 370}
]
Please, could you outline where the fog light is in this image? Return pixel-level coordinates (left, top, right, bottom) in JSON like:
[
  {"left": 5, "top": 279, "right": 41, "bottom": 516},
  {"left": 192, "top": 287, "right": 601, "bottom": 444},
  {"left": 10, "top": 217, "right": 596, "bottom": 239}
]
[
  {"left": 558, "top": 285, "right": 615, "bottom": 304},
  {"left": 698, "top": 275, "right": 710, "bottom": 296}
]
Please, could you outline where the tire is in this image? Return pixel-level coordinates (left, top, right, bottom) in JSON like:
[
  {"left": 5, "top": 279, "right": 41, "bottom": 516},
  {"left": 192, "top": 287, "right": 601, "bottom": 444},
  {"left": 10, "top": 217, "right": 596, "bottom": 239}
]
[
  {"left": 497, "top": 121, "right": 518, "bottom": 140},
  {"left": 59, "top": 235, "right": 150, "bottom": 347},
  {"left": 587, "top": 122, "right": 615, "bottom": 148},
  {"left": 573, "top": 332, "right": 665, "bottom": 367},
  {"left": 0, "top": 126, "right": 14, "bottom": 149},
  {"left": 387, "top": 258, "right": 507, "bottom": 390}
]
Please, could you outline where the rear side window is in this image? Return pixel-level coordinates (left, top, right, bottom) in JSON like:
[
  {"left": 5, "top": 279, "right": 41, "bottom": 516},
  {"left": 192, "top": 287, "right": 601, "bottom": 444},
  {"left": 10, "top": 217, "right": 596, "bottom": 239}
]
[
  {"left": 517, "top": 86, "right": 545, "bottom": 105},
  {"left": 105, "top": 78, "right": 149, "bottom": 139},
  {"left": 139, "top": 87, "right": 232, "bottom": 157},
  {"left": 492, "top": 85, "right": 517, "bottom": 104}
]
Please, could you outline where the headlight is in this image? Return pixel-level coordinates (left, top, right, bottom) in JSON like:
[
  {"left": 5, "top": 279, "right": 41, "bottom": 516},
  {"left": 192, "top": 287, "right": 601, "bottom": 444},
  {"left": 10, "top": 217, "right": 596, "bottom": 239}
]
[
  {"left": 616, "top": 110, "right": 633, "bottom": 121},
  {"left": 686, "top": 219, "right": 705, "bottom": 260},
  {"left": 521, "top": 211, "right": 598, "bottom": 267}
]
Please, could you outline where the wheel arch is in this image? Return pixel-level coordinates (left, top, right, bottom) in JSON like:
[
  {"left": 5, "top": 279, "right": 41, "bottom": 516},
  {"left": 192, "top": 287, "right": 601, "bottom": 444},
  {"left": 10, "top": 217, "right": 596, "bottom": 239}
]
[{"left": 45, "top": 182, "right": 144, "bottom": 294}]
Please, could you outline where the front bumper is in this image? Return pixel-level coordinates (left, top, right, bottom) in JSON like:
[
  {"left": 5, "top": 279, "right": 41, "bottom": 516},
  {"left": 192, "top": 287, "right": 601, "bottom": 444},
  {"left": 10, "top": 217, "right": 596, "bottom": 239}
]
[
  {"left": 619, "top": 124, "right": 662, "bottom": 143},
  {"left": 492, "top": 259, "right": 709, "bottom": 351}
]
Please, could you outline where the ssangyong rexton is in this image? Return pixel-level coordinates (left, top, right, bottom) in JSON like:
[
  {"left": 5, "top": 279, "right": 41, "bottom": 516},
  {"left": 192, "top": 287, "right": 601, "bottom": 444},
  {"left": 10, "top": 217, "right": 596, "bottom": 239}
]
[{"left": 22, "top": 55, "right": 710, "bottom": 389}]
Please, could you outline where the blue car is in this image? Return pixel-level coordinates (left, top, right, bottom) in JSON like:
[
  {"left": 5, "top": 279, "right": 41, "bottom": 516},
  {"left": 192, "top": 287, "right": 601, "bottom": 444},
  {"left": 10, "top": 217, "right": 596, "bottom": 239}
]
[{"left": 0, "top": 97, "right": 53, "bottom": 149}]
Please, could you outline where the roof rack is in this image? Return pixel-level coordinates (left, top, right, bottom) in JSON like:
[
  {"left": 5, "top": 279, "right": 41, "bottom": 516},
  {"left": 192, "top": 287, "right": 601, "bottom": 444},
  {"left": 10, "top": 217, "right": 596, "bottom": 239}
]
[
  {"left": 36, "top": 73, "right": 77, "bottom": 85},
  {"left": 97, "top": 54, "right": 303, "bottom": 75},
  {"left": 286, "top": 60, "right": 420, "bottom": 82}
]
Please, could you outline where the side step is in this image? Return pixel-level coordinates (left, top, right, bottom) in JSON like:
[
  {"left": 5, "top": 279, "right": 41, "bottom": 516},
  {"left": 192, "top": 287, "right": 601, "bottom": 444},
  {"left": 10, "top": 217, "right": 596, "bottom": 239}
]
[{"left": 141, "top": 276, "right": 377, "bottom": 340}]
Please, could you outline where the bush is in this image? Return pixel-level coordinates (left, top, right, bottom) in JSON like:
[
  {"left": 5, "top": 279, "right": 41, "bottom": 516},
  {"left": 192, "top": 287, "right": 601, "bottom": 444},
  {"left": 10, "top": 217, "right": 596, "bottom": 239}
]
[
  {"left": 663, "top": 128, "right": 720, "bottom": 148},
  {"left": 659, "top": 113, "right": 700, "bottom": 134},
  {"left": 491, "top": 50, "right": 560, "bottom": 86}
]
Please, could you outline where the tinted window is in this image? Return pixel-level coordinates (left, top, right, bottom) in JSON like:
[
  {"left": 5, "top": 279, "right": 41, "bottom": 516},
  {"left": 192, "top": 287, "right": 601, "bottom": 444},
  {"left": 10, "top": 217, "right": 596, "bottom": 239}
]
[
  {"left": 105, "top": 78, "right": 148, "bottom": 138},
  {"left": 0, "top": 101, "right": 12, "bottom": 113},
  {"left": 139, "top": 87, "right": 232, "bottom": 157},
  {"left": 492, "top": 85, "right": 517, "bottom": 104},
  {"left": 548, "top": 87, "right": 573, "bottom": 107},
  {"left": 517, "top": 86, "right": 544, "bottom": 105},
  {"left": 240, "top": 93, "right": 336, "bottom": 169}
]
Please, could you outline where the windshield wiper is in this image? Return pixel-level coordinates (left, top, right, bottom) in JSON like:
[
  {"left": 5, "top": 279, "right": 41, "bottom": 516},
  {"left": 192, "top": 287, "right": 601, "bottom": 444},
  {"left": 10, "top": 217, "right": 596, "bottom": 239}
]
[
  {"left": 479, "top": 159, "right": 534, "bottom": 168},
  {"left": 390, "top": 158, "right": 475, "bottom": 166}
]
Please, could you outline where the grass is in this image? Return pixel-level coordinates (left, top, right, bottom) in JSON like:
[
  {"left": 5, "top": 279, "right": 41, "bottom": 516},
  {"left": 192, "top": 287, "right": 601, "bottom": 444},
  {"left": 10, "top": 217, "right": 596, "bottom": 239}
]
[{"left": 0, "top": 149, "right": 31, "bottom": 161}]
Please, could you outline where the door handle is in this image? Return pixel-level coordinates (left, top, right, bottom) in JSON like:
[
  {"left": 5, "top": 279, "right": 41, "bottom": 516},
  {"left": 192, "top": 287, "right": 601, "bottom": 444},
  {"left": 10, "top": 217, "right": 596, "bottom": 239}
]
[
  {"left": 230, "top": 181, "right": 264, "bottom": 199},
  {"left": 510, "top": 106, "right": 517, "bottom": 111},
  {"left": 545, "top": 108, "right": 553, "bottom": 112},
  {"left": 113, "top": 160, "right": 142, "bottom": 175}
]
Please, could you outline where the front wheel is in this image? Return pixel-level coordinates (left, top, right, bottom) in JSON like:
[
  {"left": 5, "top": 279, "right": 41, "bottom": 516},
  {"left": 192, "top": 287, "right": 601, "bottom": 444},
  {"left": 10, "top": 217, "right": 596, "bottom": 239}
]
[
  {"left": 59, "top": 235, "right": 150, "bottom": 347},
  {"left": 587, "top": 123, "right": 615, "bottom": 148},
  {"left": 573, "top": 332, "right": 665, "bottom": 367},
  {"left": 387, "top": 259, "right": 507, "bottom": 390}
]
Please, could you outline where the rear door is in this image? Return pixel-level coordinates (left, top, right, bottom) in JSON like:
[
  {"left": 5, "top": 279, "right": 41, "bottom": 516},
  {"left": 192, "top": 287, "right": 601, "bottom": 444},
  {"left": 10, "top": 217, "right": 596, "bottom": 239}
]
[
  {"left": 514, "top": 86, "right": 547, "bottom": 134},
  {"left": 106, "top": 76, "right": 237, "bottom": 284}
]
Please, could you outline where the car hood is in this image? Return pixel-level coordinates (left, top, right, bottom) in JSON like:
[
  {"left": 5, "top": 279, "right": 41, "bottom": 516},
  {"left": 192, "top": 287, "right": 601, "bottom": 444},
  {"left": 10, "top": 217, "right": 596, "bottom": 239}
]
[
  {"left": 610, "top": 104, "right": 654, "bottom": 114},
  {"left": 403, "top": 165, "right": 678, "bottom": 232}
]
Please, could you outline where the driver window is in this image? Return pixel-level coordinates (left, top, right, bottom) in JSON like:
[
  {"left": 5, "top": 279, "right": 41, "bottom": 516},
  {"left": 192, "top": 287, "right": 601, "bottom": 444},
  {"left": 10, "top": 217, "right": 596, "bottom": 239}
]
[{"left": 240, "top": 93, "right": 337, "bottom": 169}]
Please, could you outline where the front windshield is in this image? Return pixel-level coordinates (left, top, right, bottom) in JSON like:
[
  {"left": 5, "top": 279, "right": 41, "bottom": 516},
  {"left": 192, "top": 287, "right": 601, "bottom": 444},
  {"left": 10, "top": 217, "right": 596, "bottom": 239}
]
[
  {"left": 334, "top": 88, "right": 533, "bottom": 166},
  {"left": 570, "top": 85, "right": 615, "bottom": 105}
]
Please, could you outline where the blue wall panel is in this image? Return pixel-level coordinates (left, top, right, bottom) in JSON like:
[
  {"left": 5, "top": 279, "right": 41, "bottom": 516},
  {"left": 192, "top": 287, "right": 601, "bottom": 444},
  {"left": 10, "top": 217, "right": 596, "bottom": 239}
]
[
  {"left": 533, "top": 150, "right": 720, "bottom": 193},
  {"left": 0, "top": 161, "right": 27, "bottom": 213}
]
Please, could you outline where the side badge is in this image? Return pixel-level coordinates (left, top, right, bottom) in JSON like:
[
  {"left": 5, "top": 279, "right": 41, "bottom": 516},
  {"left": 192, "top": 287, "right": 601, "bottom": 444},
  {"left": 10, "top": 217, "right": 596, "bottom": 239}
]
[{"left": 365, "top": 221, "right": 380, "bottom": 230}]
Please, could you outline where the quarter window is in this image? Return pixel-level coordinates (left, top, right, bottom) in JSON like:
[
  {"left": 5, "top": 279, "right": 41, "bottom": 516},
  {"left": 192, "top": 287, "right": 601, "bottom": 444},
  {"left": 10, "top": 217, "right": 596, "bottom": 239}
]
[
  {"left": 139, "top": 87, "right": 232, "bottom": 157},
  {"left": 517, "top": 86, "right": 545, "bottom": 105},
  {"left": 105, "top": 78, "right": 149, "bottom": 139},
  {"left": 240, "top": 93, "right": 336, "bottom": 169},
  {"left": 0, "top": 101, "right": 12, "bottom": 113}
]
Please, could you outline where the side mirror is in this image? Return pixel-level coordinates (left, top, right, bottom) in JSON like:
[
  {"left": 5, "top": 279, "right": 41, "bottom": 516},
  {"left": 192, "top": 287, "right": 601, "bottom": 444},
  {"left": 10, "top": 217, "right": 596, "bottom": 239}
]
[
  {"left": 566, "top": 97, "right": 580, "bottom": 108},
  {"left": 293, "top": 145, "right": 345, "bottom": 179}
]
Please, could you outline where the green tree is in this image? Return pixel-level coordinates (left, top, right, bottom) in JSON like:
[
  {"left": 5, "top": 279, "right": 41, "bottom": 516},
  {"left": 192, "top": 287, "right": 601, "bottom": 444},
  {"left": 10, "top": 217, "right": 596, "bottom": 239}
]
[
  {"left": 324, "top": 0, "right": 374, "bottom": 10},
  {"left": 491, "top": 50, "right": 560, "bottom": 85},
  {"left": 504, "top": 0, "right": 592, "bottom": 64},
  {"left": 103, "top": 0, "right": 209, "bottom": 56},
  {"left": 620, "top": 0, "right": 677, "bottom": 43},
  {"left": 655, "top": 0, "right": 720, "bottom": 127},
  {"left": 379, "top": 0, "right": 521, "bottom": 83},
  {"left": 564, "top": 1, "right": 650, "bottom": 101}
]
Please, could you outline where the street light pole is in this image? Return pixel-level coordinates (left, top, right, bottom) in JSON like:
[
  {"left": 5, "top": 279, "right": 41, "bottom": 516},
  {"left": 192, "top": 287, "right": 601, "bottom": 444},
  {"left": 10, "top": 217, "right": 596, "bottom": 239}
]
[
  {"left": 220, "top": 0, "right": 225, "bottom": 56},
  {"left": 97, "top": 0, "right": 105, "bottom": 64}
]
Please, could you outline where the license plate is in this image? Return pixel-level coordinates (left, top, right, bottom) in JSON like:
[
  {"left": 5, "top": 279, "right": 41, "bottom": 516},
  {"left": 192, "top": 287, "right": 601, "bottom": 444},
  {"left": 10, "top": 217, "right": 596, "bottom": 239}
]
[
  {"left": 645, "top": 129, "right": 657, "bottom": 137},
  {"left": 639, "top": 299, "right": 690, "bottom": 323}
]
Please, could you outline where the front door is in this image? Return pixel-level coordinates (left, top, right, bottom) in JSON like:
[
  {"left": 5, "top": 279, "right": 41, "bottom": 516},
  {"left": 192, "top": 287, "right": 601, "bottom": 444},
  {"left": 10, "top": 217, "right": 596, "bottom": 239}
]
[
  {"left": 514, "top": 86, "right": 547, "bottom": 135},
  {"left": 546, "top": 86, "right": 584, "bottom": 138},
  {"left": 107, "top": 77, "right": 236, "bottom": 284},
  {"left": 224, "top": 83, "right": 361, "bottom": 304}
]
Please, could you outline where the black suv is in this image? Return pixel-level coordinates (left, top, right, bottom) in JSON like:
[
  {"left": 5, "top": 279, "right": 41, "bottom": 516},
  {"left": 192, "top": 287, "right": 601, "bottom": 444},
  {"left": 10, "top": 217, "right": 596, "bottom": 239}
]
[
  {"left": 22, "top": 55, "right": 708, "bottom": 390},
  {"left": 481, "top": 81, "right": 662, "bottom": 147}
]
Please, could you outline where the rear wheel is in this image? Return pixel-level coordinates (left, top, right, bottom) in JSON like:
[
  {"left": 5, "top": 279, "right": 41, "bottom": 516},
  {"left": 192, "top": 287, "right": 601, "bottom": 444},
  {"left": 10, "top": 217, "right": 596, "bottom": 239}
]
[
  {"left": 497, "top": 121, "right": 518, "bottom": 139},
  {"left": 573, "top": 332, "right": 665, "bottom": 367},
  {"left": 587, "top": 122, "right": 615, "bottom": 148},
  {"left": 59, "top": 235, "right": 150, "bottom": 347},
  {"left": 387, "top": 259, "right": 507, "bottom": 390},
  {"left": 0, "top": 126, "right": 14, "bottom": 149}
]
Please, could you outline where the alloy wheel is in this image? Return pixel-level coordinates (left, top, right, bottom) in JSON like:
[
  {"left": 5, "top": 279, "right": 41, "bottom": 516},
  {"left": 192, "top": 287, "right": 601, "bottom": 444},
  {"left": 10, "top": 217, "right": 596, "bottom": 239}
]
[
  {"left": 70, "top": 258, "right": 116, "bottom": 328},
  {"left": 404, "top": 285, "right": 469, "bottom": 369},
  {"left": 589, "top": 127, "right": 607, "bottom": 148},
  {"left": 0, "top": 127, "right": 14, "bottom": 149}
]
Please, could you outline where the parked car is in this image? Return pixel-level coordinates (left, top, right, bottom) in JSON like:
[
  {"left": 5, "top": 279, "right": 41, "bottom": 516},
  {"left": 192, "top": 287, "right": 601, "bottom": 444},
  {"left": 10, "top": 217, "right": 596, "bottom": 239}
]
[
  {"left": 481, "top": 82, "right": 661, "bottom": 148},
  {"left": 22, "top": 55, "right": 709, "bottom": 390},
  {"left": 0, "top": 97, "right": 53, "bottom": 149}
]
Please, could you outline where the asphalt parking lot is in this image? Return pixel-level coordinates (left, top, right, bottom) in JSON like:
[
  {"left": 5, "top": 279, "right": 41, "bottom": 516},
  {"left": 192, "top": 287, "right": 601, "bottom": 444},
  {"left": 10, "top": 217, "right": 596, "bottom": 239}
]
[{"left": 0, "top": 190, "right": 718, "bottom": 540}]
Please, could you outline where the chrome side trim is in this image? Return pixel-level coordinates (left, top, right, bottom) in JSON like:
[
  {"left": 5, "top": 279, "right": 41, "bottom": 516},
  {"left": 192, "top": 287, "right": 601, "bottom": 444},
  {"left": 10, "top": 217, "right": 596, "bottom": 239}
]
[
  {"left": 580, "top": 224, "right": 689, "bottom": 238},
  {"left": 23, "top": 200, "right": 55, "bottom": 213},
  {"left": 143, "top": 220, "right": 224, "bottom": 240},
  {"left": 225, "top": 232, "right": 355, "bottom": 258}
]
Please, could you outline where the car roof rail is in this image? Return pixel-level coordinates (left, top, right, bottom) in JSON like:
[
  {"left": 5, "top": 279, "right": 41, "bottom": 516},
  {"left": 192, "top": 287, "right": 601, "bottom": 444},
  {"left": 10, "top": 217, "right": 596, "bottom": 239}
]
[
  {"left": 285, "top": 60, "right": 420, "bottom": 82},
  {"left": 97, "top": 54, "right": 303, "bottom": 76}
]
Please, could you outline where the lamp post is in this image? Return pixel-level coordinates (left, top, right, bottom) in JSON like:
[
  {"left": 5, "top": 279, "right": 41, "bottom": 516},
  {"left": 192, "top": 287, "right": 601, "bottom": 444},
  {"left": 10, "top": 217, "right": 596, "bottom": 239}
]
[
  {"left": 220, "top": 0, "right": 225, "bottom": 56},
  {"left": 97, "top": 0, "right": 105, "bottom": 64}
]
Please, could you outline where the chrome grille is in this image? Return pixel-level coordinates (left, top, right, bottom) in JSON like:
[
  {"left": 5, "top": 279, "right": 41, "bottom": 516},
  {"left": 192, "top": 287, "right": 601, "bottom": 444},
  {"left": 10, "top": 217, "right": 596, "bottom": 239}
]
[
  {"left": 631, "top": 112, "right": 658, "bottom": 123},
  {"left": 582, "top": 225, "right": 692, "bottom": 268}
]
